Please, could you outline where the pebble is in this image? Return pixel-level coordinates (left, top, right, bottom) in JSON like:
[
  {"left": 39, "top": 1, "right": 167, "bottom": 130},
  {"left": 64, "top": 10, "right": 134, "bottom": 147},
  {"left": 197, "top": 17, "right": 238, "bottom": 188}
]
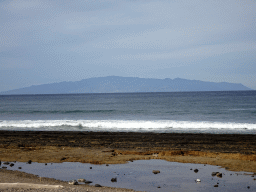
[
  {"left": 216, "top": 173, "right": 222, "bottom": 178},
  {"left": 78, "top": 178, "right": 86, "bottom": 182},
  {"left": 194, "top": 169, "right": 199, "bottom": 173},
  {"left": 196, "top": 179, "right": 201, "bottom": 183},
  {"left": 111, "top": 177, "right": 117, "bottom": 182},
  {"left": 68, "top": 180, "right": 78, "bottom": 185},
  {"left": 152, "top": 170, "right": 160, "bottom": 174}
]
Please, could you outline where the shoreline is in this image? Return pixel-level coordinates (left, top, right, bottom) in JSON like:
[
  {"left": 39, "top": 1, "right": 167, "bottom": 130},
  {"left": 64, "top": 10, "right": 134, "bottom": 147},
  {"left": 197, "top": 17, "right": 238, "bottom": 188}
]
[
  {"left": 0, "top": 130, "right": 256, "bottom": 191},
  {"left": 0, "top": 130, "right": 255, "bottom": 172}
]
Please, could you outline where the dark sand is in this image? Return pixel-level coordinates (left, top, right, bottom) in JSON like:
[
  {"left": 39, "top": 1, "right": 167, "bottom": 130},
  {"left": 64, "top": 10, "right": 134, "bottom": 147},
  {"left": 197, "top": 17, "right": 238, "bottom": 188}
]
[{"left": 0, "top": 131, "right": 256, "bottom": 191}]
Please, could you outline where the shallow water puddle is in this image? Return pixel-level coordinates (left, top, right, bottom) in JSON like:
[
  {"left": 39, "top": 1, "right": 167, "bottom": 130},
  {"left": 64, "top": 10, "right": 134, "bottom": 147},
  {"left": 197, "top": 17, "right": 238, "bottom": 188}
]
[{"left": 1, "top": 160, "right": 255, "bottom": 192}]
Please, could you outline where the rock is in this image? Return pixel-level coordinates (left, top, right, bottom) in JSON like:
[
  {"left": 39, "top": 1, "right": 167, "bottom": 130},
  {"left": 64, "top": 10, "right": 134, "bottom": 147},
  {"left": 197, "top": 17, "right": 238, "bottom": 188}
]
[
  {"left": 247, "top": 186, "right": 250, "bottom": 189},
  {"left": 90, "top": 167, "right": 92, "bottom": 169},
  {"left": 196, "top": 179, "right": 201, "bottom": 183},
  {"left": 18, "top": 167, "right": 22, "bottom": 169},
  {"left": 3, "top": 162, "right": 9, "bottom": 165},
  {"left": 214, "top": 185, "right": 218, "bottom": 187},
  {"left": 157, "top": 186, "right": 161, "bottom": 188},
  {"left": 68, "top": 180, "right": 78, "bottom": 185},
  {"left": 216, "top": 173, "right": 222, "bottom": 178},
  {"left": 78, "top": 179, "right": 86, "bottom": 182},
  {"left": 95, "top": 184, "right": 102, "bottom": 187},
  {"left": 84, "top": 181, "right": 93, "bottom": 184},
  {"left": 60, "top": 157, "right": 66, "bottom": 161},
  {"left": 27, "top": 160, "right": 32, "bottom": 164},
  {"left": 9, "top": 163, "right": 14, "bottom": 167},
  {"left": 152, "top": 170, "right": 160, "bottom": 174},
  {"left": 45, "top": 163, "right": 47, "bottom": 165},
  {"left": 111, "top": 177, "right": 117, "bottom": 182},
  {"left": 194, "top": 169, "right": 199, "bottom": 173},
  {"left": 2, "top": 166, "right": 7, "bottom": 169},
  {"left": 106, "top": 164, "right": 109, "bottom": 166}
]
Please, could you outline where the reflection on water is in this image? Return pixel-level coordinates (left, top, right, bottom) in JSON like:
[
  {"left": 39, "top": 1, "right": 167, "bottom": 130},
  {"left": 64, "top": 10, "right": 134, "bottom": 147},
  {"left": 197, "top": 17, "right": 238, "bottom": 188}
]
[{"left": 1, "top": 160, "right": 255, "bottom": 192}]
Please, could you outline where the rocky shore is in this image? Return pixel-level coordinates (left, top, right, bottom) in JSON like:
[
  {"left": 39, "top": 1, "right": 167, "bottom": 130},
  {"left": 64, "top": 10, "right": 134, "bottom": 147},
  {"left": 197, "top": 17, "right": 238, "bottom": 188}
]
[{"left": 0, "top": 131, "right": 256, "bottom": 191}]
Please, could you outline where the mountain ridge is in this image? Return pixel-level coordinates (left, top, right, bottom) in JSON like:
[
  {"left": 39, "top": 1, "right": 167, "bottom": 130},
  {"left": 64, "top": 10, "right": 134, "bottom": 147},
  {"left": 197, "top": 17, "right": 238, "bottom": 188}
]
[{"left": 0, "top": 76, "right": 252, "bottom": 95}]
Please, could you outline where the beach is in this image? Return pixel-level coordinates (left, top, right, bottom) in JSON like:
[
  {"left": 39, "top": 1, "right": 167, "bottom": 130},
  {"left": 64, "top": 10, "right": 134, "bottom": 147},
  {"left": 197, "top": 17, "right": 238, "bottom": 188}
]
[{"left": 0, "top": 131, "right": 255, "bottom": 191}]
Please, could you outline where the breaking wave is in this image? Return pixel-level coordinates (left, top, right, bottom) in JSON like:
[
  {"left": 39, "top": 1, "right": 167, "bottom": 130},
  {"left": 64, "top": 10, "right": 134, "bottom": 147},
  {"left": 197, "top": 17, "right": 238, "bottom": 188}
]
[{"left": 0, "top": 120, "right": 255, "bottom": 133}]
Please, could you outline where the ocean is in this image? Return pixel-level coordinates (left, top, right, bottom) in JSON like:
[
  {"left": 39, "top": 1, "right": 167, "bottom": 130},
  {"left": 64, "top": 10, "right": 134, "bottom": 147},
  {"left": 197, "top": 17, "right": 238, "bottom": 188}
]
[{"left": 0, "top": 91, "right": 255, "bottom": 134}]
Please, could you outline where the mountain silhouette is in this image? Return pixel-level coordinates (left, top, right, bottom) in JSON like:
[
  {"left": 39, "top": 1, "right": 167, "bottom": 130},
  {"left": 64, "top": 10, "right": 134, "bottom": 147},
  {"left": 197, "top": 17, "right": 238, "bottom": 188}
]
[{"left": 1, "top": 76, "right": 252, "bottom": 95}]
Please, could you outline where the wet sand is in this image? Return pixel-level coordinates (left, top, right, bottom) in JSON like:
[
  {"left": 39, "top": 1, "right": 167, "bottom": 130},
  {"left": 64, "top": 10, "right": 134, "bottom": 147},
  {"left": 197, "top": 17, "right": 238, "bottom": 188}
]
[{"left": 0, "top": 131, "right": 256, "bottom": 191}]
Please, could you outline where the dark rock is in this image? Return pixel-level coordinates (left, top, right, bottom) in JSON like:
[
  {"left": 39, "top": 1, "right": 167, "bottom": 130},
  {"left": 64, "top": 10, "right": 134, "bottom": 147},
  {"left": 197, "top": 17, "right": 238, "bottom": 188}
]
[
  {"left": 153, "top": 170, "right": 160, "bottom": 174},
  {"left": 27, "top": 160, "right": 32, "bottom": 164},
  {"left": 157, "top": 186, "right": 161, "bottom": 188},
  {"left": 45, "top": 163, "right": 47, "bottom": 165},
  {"left": 194, "top": 169, "right": 199, "bottom": 173},
  {"left": 90, "top": 167, "right": 92, "bottom": 169},
  {"left": 60, "top": 157, "right": 66, "bottom": 161},
  {"left": 9, "top": 163, "right": 14, "bottom": 167},
  {"left": 95, "top": 184, "right": 102, "bottom": 187},
  {"left": 84, "top": 181, "right": 93, "bottom": 184},
  {"left": 216, "top": 173, "right": 222, "bottom": 178},
  {"left": 2, "top": 166, "right": 7, "bottom": 169},
  {"left": 111, "top": 177, "right": 117, "bottom": 182},
  {"left": 18, "top": 167, "right": 22, "bottom": 169},
  {"left": 247, "top": 186, "right": 250, "bottom": 189},
  {"left": 3, "top": 162, "right": 9, "bottom": 165},
  {"left": 106, "top": 164, "right": 109, "bottom": 166},
  {"left": 214, "top": 185, "right": 218, "bottom": 187}
]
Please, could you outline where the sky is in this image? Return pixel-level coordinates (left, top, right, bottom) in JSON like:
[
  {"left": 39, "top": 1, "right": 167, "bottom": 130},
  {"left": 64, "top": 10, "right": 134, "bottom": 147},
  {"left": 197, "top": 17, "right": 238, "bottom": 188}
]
[{"left": 1, "top": 0, "right": 256, "bottom": 92}]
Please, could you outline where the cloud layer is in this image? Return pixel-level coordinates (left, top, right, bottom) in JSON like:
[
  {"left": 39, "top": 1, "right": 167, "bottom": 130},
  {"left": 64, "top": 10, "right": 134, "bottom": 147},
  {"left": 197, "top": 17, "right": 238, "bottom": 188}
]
[{"left": 1, "top": 0, "right": 256, "bottom": 91}]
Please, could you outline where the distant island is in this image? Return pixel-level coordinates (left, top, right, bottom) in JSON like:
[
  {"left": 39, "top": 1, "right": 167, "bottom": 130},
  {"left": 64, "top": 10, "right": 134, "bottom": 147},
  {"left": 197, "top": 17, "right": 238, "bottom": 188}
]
[{"left": 0, "top": 76, "right": 252, "bottom": 95}]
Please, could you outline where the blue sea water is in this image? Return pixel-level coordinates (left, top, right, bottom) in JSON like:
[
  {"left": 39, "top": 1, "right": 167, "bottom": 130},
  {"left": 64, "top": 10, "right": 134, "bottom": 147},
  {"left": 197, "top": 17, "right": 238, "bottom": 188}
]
[{"left": 0, "top": 91, "right": 255, "bottom": 134}]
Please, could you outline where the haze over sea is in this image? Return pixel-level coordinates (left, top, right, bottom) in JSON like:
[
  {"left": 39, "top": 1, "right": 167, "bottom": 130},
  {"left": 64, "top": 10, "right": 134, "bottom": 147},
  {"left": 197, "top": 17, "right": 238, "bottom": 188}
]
[{"left": 0, "top": 91, "right": 256, "bottom": 134}]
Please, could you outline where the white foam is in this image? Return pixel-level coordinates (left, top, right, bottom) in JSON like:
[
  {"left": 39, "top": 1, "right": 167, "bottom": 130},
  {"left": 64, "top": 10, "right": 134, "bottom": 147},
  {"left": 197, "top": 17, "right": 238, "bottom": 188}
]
[{"left": 0, "top": 120, "right": 256, "bottom": 133}]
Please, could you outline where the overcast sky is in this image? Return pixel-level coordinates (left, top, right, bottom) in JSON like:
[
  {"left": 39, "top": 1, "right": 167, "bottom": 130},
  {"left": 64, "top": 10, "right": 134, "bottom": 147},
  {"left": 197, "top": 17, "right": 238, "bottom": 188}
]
[{"left": 1, "top": 0, "right": 256, "bottom": 92}]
